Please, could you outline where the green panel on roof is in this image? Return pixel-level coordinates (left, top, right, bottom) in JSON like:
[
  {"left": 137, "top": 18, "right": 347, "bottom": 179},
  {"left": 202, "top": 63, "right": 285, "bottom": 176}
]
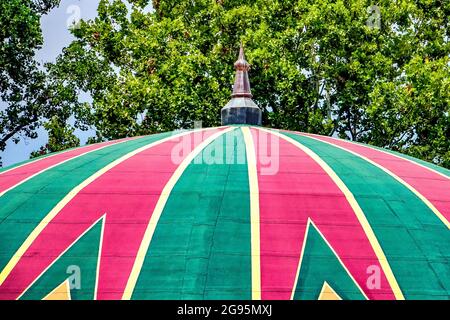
[{"left": 132, "top": 129, "right": 252, "bottom": 299}]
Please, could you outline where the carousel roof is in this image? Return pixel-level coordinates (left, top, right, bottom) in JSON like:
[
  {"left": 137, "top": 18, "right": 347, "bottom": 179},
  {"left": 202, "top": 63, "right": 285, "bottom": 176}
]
[
  {"left": 0, "top": 125, "right": 449, "bottom": 300},
  {"left": 0, "top": 45, "right": 449, "bottom": 300}
]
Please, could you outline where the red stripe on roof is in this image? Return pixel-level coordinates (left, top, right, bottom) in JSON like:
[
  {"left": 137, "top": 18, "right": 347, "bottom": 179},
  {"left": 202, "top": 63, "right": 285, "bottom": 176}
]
[
  {"left": 0, "top": 138, "right": 134, "bottom": 195},
  {"left": 251, "top": 128, "right": 395, "bottom": 300},
  {"left": 302, "top": 133, "right": 450, "bottom": 225}
]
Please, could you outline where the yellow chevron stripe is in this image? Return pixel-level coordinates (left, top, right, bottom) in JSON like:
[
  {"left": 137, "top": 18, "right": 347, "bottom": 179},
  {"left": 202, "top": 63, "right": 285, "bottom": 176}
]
[
  {"left": 318, "top": 282, "right": 342, "bottom": 300},
  {"left": 42, "top": 279, "right": 72, "bottom": 300},
  {"left": 301, "top": 134, "right": 450, "bottom": 229},
  {"left": 0, "top": 128, "right": 218, "bottom": 286},
  {"left": 290, "top": 218, "right": 367, "bottom": 300},
  {"left": 257, "top": 127, "right": 405, "bottom": 300},
  {"left": 18, "top": 215, "right": 106, "bottom": 300},
  {"left": 241, "top": 127, "right": 261, "bottom": 300},
  {"left": 121, "top": 127, "right": 236, "bottom": 300}
]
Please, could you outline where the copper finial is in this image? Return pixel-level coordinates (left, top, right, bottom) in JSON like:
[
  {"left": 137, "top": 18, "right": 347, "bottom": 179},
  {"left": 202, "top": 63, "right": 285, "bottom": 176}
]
[
  {"left": 231, "top": 43, "right": 252, "bottom": 98},
  {"left": 221, "top": 43, "right": 262, "bottom": 126}
]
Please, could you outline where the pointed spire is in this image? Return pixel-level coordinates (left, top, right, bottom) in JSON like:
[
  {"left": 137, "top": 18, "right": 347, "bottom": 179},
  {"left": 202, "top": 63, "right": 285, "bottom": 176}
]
[
  {"left": 221, "top": 43, "right": 262, "bottom": 126},
  {"left": 231, "top": 42, "right": 252, "bottom": 98}
]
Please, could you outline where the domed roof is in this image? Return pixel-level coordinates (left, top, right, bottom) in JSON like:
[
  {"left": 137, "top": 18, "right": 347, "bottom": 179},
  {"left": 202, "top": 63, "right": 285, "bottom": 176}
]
[{"left": 0, "top": 126, "right": 449, "bottom": 300}]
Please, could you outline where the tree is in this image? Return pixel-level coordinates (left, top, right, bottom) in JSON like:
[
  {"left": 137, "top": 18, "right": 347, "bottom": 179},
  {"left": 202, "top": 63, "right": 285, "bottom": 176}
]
[
  {"left": 30, "top": 116, "right": 80, "bottom": 158},
  {"left": 365, "top": 2, "right": 450, "bottom": 167},
  {"left": 50, "top": 0, "right": 450, "bottom": 168},
  {"left": 0, "top": 0, "right": 74, "bottom": 166}
]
